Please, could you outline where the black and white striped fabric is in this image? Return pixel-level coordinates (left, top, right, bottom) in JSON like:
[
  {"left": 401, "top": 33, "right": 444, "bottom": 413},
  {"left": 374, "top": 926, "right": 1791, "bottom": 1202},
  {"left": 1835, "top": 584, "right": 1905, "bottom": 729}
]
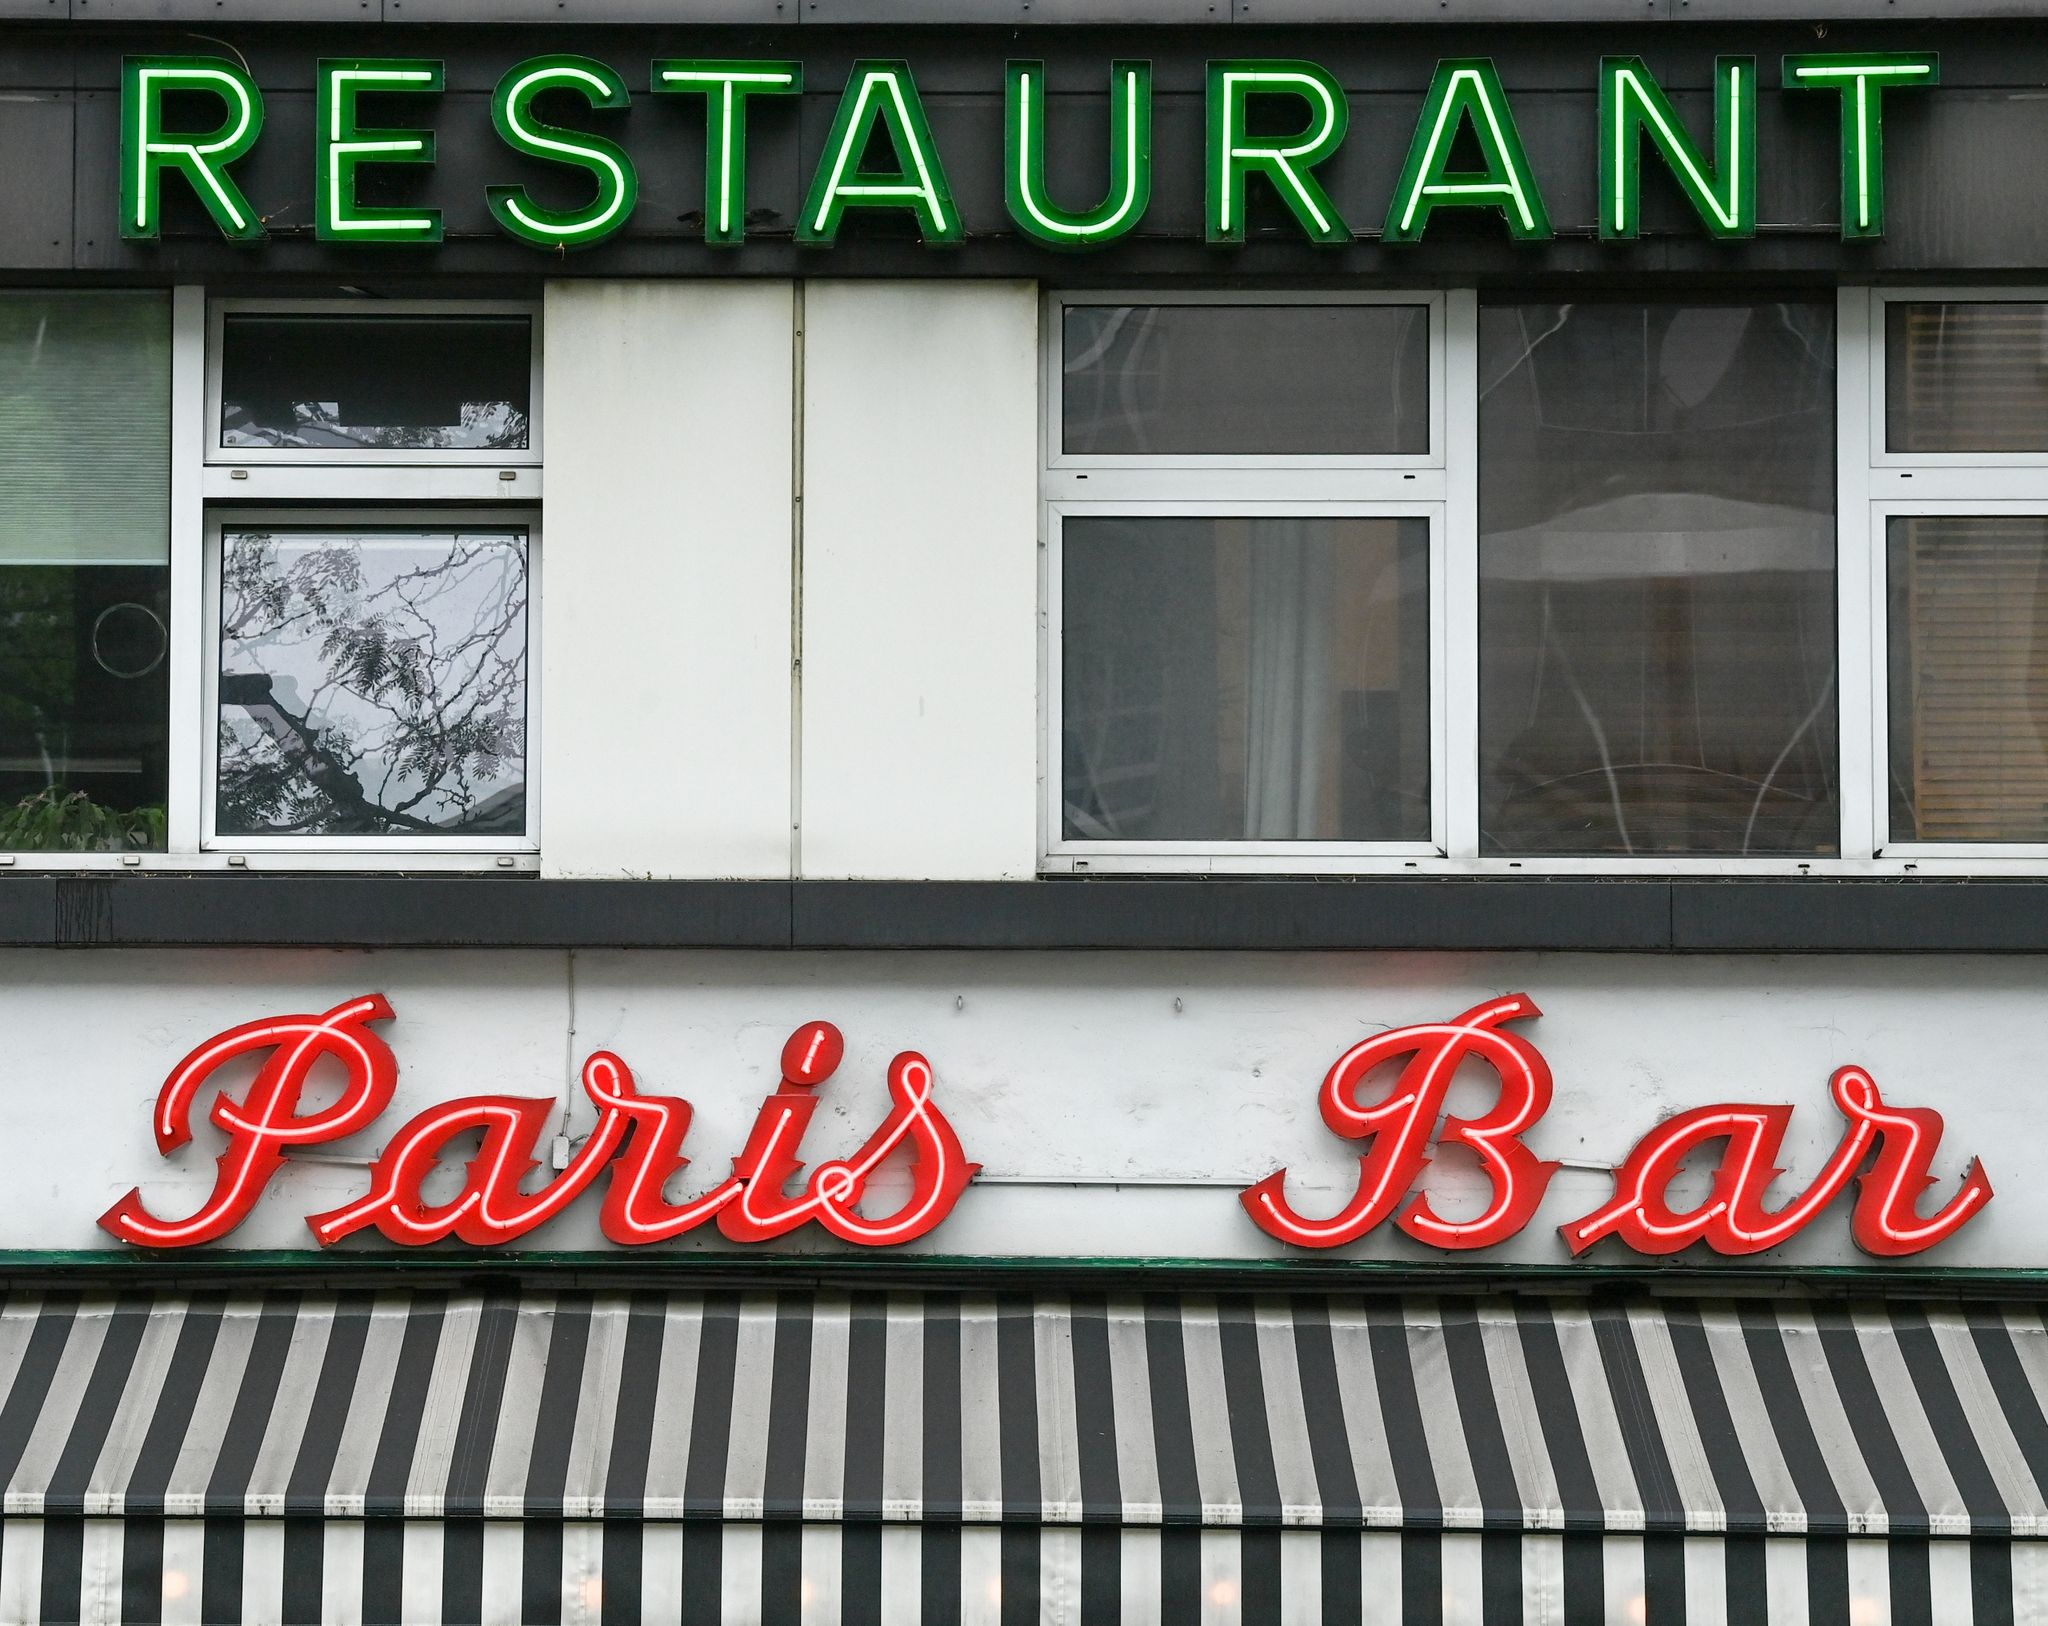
[
  {"left": 2, "top": 1287, "right": 2046, "bottom": 1623},
  {"left": 21, "top": 1520, "right": 2048, "bottom": 1624}
]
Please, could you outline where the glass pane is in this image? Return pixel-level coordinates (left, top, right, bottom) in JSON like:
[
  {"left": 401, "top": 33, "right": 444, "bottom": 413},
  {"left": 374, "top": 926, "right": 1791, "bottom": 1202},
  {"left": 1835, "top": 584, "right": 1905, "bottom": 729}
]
[
  {"left": 1889, "top": 515, "right": 2048, "bottom": 842},
  {"left": 0, "top": 568, "right": 170, "bottom": 852},
  {"left": 1479, "top": 302, "right": 1838, "bottom": 856},
  {"left": 0, "top": 292, "right": 171, "bottom": 852},
  {"left": 1887, "top": 301, "right": 2048, "bottom": 453},
  {"left": 216, "top": 526, "right": 529, "bottom": 839},
  {"left": 1062, "top": 304, "right": 1430, "bottom": 456},
  {"left": 219, "top": 313, "right": 532, "bottom": 451},
  {"left": 1062, "top": 516, "right": 1430, "bottom": 843}
]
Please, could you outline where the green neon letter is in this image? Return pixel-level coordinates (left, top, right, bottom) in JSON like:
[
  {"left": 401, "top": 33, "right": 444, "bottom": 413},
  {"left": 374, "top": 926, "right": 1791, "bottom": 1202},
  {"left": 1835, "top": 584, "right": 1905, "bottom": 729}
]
[
  {"left": 121, "top": 56, "right": 265, "bottom": 241},
  {"left": 1600, "top": 56, "right": 1755, "bottom": 240},
  {"left": 1205, "top": 60, "right": 1348, "bottom": 245},
  {"left": 1006, "top": 60, "right": 1151, "bottom": 249},
  {"left": 652, "top": 60, "right": 801, "bottom": 248},
  {"left": 487, "top": 56, "right": 635, "bottom": 249},
  {"left": 799, "top": 62, "right": 959, "bottom": 246},
  {"left": 1784, "top": 52, "right": 1938, "bottom": 239},
  {"left": 1383, "top": 58, "right": 1550, "bottom": 244},
  {"left": 316, "top": 58, "right": 444, "bottom": 244}
]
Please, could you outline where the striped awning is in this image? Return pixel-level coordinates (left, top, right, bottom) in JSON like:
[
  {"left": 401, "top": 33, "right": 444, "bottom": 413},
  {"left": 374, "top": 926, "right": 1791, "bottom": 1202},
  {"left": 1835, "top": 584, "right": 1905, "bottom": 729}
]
[{"left": 3, "top": 1287, "right": 2048, "bottom": 1623}]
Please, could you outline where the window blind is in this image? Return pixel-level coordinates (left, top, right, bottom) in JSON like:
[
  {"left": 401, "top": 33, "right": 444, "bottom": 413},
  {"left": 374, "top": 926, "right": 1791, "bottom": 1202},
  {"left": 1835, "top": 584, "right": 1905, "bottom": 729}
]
[
  {"left": 1889, "top": 515, "right": 2048, "bottom": 842},
  {"left": 1887, "top": 301, "right": 2048, "bottom": 453},
  {"left": 0, "top": 292, "right": 170, "bottom": 567}
]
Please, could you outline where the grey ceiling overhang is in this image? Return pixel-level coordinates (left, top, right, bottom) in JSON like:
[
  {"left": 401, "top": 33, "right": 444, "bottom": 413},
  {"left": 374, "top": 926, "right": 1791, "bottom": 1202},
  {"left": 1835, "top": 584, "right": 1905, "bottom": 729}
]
[{"left": 17, "top": 0, "right": 2048, "bottom": 23}]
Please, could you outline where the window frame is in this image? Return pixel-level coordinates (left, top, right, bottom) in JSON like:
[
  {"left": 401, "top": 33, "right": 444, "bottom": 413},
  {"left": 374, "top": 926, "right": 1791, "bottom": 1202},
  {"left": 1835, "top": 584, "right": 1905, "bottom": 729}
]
[
  {"left": 1044, "top": 498, "right": 1448, "bottom": 868},
  {"left": 1867, "top": 496, "right": 2048, "bottom": 859},
  {"left": 0, "top": 290, "right": 544, "bottom": 872},
  {"left": 203, "top": 298, "right": 544, "bottom": 503},
  {"left": 1853, "top": 286, "right": 2048, "bottom": 866},
  {"left": 1044, "top": 289, "right": 1447, "bottom": 483},
  {"left": 1042, "top": 289, "right": 1463, "bottom": 875},
  {"left": 201, "top": 506, "right": 541, "bottom": 858},
  {"left": 1870, "top": 287, "right": 2048, "bottom": 472}
]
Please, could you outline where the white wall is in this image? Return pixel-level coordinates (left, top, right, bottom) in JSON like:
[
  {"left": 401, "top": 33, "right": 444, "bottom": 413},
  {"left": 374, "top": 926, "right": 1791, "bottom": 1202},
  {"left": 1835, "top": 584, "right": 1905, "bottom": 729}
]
[
  {"left": 797, "top": 281, "right": 1041, "bottom": 879},
  {"left": 540, "top": 282, "right": 795, "bottom": 878},
  {"left": 24, "top": 948, "right": 2025, "bottom": 1267}
]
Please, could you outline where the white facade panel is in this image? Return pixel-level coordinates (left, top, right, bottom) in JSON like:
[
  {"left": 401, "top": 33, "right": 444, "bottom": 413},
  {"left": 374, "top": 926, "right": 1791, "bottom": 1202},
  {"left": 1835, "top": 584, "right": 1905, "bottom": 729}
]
[
  {"left": 540, "top": 281, "right": 795, "bottom": 878},
  {"left": 24, "top": 946, "right": 2029, "bottom": 1271},
  {"left": 798, "top": 281, "right": 1040, "bottom": 879}
]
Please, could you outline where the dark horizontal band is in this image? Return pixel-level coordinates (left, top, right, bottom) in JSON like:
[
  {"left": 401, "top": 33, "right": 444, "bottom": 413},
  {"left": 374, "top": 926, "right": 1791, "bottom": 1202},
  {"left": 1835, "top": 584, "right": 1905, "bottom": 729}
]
[
  {"left": 2, "top": 874, "right": 2045, "bottom": 952},
  {"left": 30, "top": 1, "right": 2048, "bottom": 23}
]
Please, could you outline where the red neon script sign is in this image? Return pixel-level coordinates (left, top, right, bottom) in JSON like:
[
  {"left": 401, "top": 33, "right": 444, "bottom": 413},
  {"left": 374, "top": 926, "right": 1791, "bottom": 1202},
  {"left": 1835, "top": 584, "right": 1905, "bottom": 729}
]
[
  {"left": 1243, "top": 993, "right": 1991, "bottom": 1260},
  {"left": 101, "top": 1001, "right": 978, "bottom": 1250}
]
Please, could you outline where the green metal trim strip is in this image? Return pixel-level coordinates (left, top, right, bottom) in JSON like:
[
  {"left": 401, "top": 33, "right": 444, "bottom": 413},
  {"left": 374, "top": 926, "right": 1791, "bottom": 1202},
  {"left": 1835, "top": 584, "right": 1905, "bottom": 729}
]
[{"left": 0, "top": 1249, "right": 2037, "bottom": 1294}]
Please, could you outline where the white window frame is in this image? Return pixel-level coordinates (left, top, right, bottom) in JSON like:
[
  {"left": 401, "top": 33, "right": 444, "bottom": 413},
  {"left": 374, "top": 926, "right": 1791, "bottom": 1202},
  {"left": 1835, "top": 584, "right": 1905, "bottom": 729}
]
[
  {"left": 1045, "top": 289, "right": 1447, "bottom": 489},
  {"left": 0, "top": 289, "right": 543, "bottom": 873},
  {"left": 1042, "top": 289, "right": 1464, "bottom": 874},
  {"left": 1867, "top": 496, "right": 2048, "bottom": 860},
  {"left": 1045, "top": 499, "right": 1448, "bottom": 870},
  {"left": 202, "top": 507, "right": 541, "bottom": 858},
  {"left": 1869, "top": 287, "right": 2048, "bottom": 473},
  {"left": 1847, "top": 287, "right": 2048, "bottom": 871},
  {"left": 203, "top": 299, "right": 545, "bottom": 507},
  {"left": 206, "top": 297, "right": 543, "bottom": 467}
]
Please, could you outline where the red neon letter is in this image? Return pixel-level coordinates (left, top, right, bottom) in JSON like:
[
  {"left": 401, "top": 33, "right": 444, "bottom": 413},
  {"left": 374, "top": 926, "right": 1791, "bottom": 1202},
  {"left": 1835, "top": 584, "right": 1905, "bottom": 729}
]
[
  {"left": 1836, "top": 1067, "right": 1994, "bottom": 1256},
  {"left": 307, "top": 1050, "right": 636, "bottom": 1247},
  {"left": 1563, "top": 1065, "right": 1992, "bottom": 1258},
  {"left": 716, "top": 1023, "right": 979, "bottom": 1247},
  {"left": 1240, "top": 995, "right": 1558, "bottom": 1251},
  {"left": 100, "top": 995, "right": 398, "bottom": 1248}
]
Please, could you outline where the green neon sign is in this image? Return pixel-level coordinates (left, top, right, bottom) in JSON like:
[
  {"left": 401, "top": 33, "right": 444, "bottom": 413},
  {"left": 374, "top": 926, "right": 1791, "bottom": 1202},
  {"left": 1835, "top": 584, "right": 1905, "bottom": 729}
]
[
  {"left": 1006, "top": 60, "right": 1152, "bottom": 249},
  {"left": 1384, "top": 57, "right": 1550, "bottom": 244},
  {"left": 121, "top": 56, "right": 266, "bottom": 241},
  {"left": 1784, "top": 52, "right": 1939, "bottom": 239},
  {"left": 1601, "top": 55, "right": 1755, "bottom": 240},
  {"left": 1205, "top": 59, "right": 1349, "bottom": 245},
  {"left": 652, "top": 60, "right": 801, "bottom": 248},
  {"left": 487, "top": 55, "right": 637, "bottom": 249},
  {"left": 116, "top": 48, "right": 1946, "bottom": 251},
  {"left": 799, "top": 61, "right": 959, "bottom": 245},
  {"left": 316, "top": 58, "right": 444, "bottom": 244}
]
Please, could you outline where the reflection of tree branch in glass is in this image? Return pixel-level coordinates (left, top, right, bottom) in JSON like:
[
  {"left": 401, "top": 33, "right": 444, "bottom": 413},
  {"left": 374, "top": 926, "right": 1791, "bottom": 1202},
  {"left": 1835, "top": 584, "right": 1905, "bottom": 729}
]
[{"left": 216, "top": 529, "right": 528, "bottom": 838}]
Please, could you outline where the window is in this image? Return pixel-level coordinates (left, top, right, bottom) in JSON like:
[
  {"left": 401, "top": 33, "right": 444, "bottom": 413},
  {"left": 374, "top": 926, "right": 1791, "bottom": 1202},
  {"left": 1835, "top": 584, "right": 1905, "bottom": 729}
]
[
  {"left": 0, "top": 292, "right": 542, "bottom": 868},
  {"left": 1045, "top": 293, "right": 1447, "bottom": 867},
  {"left": 209, "top": 304, "right": 538, "bottom": 462},
  {"left": 1870, "top": 291, "right": 2048, "bottom": 859},
  {"left": 209, "top": 518, "right": 531, "bottom": 849},
  {"left": 197, "top": 302, "right": 541, "bottom": 858},
  {"left": 1479, "top": 300, "right": 1839, "bottom": 856},
  {"left": 1060, "top": 303, "right": 1430, "bottom": 459},
  {"left": 0, "top": 292, "right": 171, "bottom": 854},
  {"left": 1061, "top": 515, "right": 1430, "bottom": 843},
  {"left": 1049, "top": 288, "right": 2048, "bottom": 874}
]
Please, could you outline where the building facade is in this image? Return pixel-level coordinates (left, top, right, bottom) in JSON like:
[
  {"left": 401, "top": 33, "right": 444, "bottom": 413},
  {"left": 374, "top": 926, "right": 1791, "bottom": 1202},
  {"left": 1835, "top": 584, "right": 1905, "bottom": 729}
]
[{"left": 0, "top": 1, "right": 2045, "bottom": 1620}]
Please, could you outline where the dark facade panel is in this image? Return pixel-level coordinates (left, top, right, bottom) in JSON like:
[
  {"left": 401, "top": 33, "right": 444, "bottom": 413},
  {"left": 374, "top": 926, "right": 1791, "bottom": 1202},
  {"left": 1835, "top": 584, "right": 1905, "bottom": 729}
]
[
  {"left": 793, "top": 879, "right": 1676, "bottom": 949},
  {"left": 1672, "top": 882, "right": 2048, "bottom": 952},
  {"left": 77, "top": 876, "right": 794, "bottom": 947},
  {"left": 0, "top": 879, "right": 51, "bottom": 946},
  {"left": 74, "top": 0, "right": 373, "bottom": 18},
  {"left": 387, "top": 0, "right": 791, "bottom": 19},
  {"left": 807, "top": 0, "right": 1222, "bottom": 19},
  {"left": 7, "top": 876, "right": 2048, "bottom": 949},
  {"left": 0, "top": 95, "right": 71, "bottom": 266}
]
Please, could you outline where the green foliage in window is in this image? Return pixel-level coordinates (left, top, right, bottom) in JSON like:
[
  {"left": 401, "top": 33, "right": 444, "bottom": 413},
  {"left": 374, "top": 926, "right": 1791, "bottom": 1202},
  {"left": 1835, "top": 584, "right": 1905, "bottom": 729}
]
[{"left": 0, "top": 788, "right": 165, "bottom": 853}]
